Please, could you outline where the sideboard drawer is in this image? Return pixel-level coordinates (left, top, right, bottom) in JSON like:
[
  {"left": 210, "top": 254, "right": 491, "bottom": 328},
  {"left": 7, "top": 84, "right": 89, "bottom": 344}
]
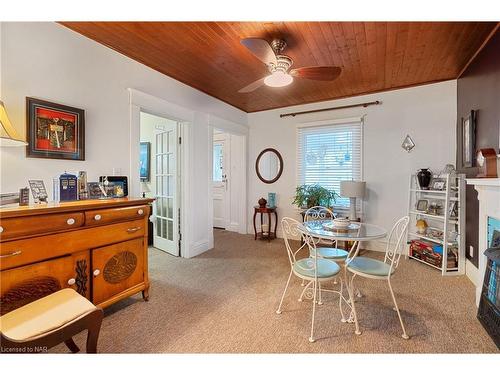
[
  {"left": 0, "top": 219, "right": 146, "bottom": 271},
  {"left": 0, "top": 212, "right": 84, "bottom": 240},
  {"left": 85, "top": 205, "right": 149, "bottom": 226}
]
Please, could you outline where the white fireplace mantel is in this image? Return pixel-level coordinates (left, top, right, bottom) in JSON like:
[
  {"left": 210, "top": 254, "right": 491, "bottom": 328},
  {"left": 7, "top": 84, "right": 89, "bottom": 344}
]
[{"left": 466, "top": 177, "right": 500, "bottom": 306}]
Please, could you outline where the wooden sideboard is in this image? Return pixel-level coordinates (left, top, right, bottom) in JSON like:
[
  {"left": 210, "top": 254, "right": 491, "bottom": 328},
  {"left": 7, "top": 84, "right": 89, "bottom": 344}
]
[{"left": 0, "top": 197, "right": 154, "bottom": 315}]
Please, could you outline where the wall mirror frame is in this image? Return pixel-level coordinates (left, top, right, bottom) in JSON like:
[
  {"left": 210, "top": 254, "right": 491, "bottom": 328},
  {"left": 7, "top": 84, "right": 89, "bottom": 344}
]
[{"left": 255, "top": 148, "right": 284, "bottom": 184}]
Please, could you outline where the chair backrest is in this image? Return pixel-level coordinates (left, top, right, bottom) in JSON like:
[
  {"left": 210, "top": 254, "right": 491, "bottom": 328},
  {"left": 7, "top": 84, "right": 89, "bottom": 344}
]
[
  {"left": 304, "top": 206, "right": 335, "bottom": 222},
  {"left": 384, "top": 216, "right": 410, "bottom": 273},
  {"left": 281, "top": 217, "right": 314, "bottom": 266}
]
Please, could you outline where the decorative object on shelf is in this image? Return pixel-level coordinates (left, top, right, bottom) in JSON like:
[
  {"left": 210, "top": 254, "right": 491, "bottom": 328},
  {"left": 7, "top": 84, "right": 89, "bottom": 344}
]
[
  {"left": 448, "top": 201, "right": 458, "bottom": 218},
  {"left": 438, "top": 164, "right": 456, "bottom": 177},
  {"left": 141, "top": 181, "right": 151, "bottom": 198},
  {"left": 427, "top": 227, "right": 444, "bottom": 241},
  {"left": 416, "top": 219, "right": 428, "bottom": 234},
  {"left": 59, "top": 172, "right": 78, "bottom": 202},
  {"left": 26, "top": 97, "right": 85, "bottom": 160},
  {"left": 460, "top": 110, "right": 476, "bottom": 168},
  {"left": 416, "top": 199, "right": 429, "bottom": 212},
  {"left": 78, "top": 171, "right": 88, "bottom": 200},
  {"left": 428, "top": 202, "right": 443, "bottom": 216},
  {"left": 267, "top": 192, "right": 276, "bottom": 208},
  {"left": 340, "top": 180, "right": 365, "bottom": 221},
  {"left": 476, "top": 148, "right": 498, "bottom": 178},
  {"left": 401, "top": 134, "right": 415, "bottom": 152},
  {"left": 416, "top": 168, "right": 432, "bottom": 190},
  {"left": 258, "top": 197, "right": 267, "bottom": 208},
  {"left": 0, "top": 192, "right": 20, "bottom": 206},
  {"left": 28, "top": 179, "right": 48, "bottom": 203},
  {"left": 261, "top": 223, "right": 269, "bottom": 235},
  {"left": 87, "top": 182, "right": 104, "bottom": 199},
  {"left": 140, "top": 142, "right": 151, "bottom": 182},
  {"left": 19, "top": 187, "right": 30, "bottom": 206},
  {"left": 430, "top": 177, "right": 446, "bottom": 191},
  {"left": 292, "top": 184, "right": 339, "bottom": 209},
  {"left": 255, "top": 148, "right": 283, "bottom": 184},
  {"left": 99, "top": 176, "right": 128, "bottom": 197},
  {"left": 0, "top": 100, "right": 27, "bottom": 147}
]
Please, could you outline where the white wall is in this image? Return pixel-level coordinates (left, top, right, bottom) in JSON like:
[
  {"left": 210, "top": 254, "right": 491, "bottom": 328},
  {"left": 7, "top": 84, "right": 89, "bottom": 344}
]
[
  {"left": 0, "top": 22, "right": 247, "bottom": 257},
  {"left": 247, "top": 81, "right": 457, "bottom": 248}
]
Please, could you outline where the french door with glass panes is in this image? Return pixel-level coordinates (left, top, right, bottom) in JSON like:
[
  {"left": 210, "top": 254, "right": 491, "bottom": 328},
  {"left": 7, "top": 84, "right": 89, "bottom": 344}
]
[{"left": 153, "top": 122, "right": 179, "bottom": 256}]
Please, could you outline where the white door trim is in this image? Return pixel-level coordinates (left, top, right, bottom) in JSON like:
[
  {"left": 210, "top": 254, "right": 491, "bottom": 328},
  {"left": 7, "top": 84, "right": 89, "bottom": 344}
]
[{"left": 129, "top": 88, "right": 193, "bottom": 258}]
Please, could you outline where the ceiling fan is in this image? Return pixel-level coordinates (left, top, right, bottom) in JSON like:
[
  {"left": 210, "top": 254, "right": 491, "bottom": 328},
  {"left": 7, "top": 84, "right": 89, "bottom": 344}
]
[{"left": 238, "top": 38, "right": 342, "bottom": 93}]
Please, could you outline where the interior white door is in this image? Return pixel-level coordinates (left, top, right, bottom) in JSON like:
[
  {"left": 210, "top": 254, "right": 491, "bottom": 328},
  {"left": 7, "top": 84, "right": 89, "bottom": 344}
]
[
  {"left": 212, "top": 133, "right": 229, "bottom": 229},
  {"left": 153, "top": 122, "right": 179, "bottom": 256}
]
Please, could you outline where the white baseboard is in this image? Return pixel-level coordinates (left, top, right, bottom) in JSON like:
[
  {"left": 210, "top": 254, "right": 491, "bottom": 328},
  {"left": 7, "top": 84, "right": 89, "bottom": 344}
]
[
  {"left": 465, "top": 259, "right": 480, "bottom": 287},
  {"left": 187, "top": 240, "right": 211, "bottom": 258}
]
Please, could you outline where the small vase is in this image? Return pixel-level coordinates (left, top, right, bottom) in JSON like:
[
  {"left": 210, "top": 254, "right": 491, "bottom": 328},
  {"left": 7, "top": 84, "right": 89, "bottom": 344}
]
[
  {"left": 258, "top": 197, "right": 267, "bottom": 208},
  {"left": 417, "top": 168, "right": 432, "bottom": 190}
]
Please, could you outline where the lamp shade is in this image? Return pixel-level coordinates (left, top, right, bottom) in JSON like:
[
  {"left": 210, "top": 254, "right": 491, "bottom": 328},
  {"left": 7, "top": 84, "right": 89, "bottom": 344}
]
[
  {"left": 141, "top": 181, "right": 151, "bottom": 193},
  {"left": 340, "top": 180, "right": 366, "bottom": 198},
  {"left": 0, "top": 100, "right": 27, "bottom": 147}
]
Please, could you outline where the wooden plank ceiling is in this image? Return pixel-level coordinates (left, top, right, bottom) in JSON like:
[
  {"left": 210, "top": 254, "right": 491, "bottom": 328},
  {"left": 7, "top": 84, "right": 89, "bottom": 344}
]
[{"left": 60, "top": 22, "right": 497, "bottom": 113}]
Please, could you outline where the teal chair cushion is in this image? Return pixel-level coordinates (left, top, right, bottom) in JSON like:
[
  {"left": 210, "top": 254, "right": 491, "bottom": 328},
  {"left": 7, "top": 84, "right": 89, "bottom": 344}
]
[
  {"left": 293, "top": 258, "right": 340, "bottom": 279},
  {"left": 346, "top": 256, "right": 395, "bottom": 277},
  {"left": 316, "top": 247, "right": 348, "bottom": 260}
]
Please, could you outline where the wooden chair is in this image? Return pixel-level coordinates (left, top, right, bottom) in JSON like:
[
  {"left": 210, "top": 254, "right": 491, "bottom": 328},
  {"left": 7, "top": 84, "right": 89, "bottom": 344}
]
[{"left": 0, "top": 288, "right": 103, "bottom": 353}]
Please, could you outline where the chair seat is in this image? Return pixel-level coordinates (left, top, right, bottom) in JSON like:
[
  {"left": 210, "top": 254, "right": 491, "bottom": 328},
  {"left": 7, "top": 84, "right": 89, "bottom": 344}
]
[
  {"left": 316, "top": 247, "right": 348, "bottom": 260},
  {"left": 347, "top": 256, "right": 395, "bottom": 277},
  {"left": 293, "top": 258, "right": 340, "bottom": 279},
  {"left": 0, "top": 288, "right": 97, "bottom": 342}
]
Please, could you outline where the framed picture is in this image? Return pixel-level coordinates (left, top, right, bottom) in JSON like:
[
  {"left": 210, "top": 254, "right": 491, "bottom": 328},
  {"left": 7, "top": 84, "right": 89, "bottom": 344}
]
[
  {"left": 461, "top": 110, "right": 476, "bottom": 168},
  {"left": 431, "top": 177, "right": 446, "bottom": 191},
  {"left": 26, "top": 97, "right": 85, "bottom": 160},
  {"left": 87, "top": 182, "right": 104, "bottom": 199},
  {"left": 99, "top": 176, "right": 128, "bottom": 197},
  {"left": 28, "top": 179, "right": 48, "bottom": 202},
  {"left": 416, "top": 199, "right": 429, "bottom": 212},
  {"left": 140, "top": 142, "right": 151, "bottom": 182}
]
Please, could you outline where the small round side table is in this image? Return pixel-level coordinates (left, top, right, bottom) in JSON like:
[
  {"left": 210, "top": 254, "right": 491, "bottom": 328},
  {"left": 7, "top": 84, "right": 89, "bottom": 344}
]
[{"left": 253, "top": 206, "right": 278, "bottom": 241}]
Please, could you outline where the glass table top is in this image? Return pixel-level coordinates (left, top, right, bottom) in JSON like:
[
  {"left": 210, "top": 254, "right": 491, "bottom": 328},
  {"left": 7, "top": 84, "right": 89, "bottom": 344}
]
[{"left": 302, "top": 220, "right": 387, "bottom": 241}]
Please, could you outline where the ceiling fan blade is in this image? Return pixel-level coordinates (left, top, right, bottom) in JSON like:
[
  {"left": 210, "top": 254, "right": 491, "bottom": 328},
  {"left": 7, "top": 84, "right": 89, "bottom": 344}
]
[
  {"left": 238, "top": 77, "right": 266, "bottom": 93},
  {"left": 241, "top": 38, "right": 277, "bottom": 66},
  {"left": 290, "top": 66, "right": 342, "bottom": 81}
]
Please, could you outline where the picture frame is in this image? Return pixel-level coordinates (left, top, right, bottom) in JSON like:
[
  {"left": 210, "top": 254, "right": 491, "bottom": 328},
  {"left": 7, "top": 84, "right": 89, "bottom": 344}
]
[
  {"left": 140, "top": 142, "right": 151, "bottom": 182},
  {"left": 431, "top": 177, "right": 446, "bottom": 191},
  {"left": 26, "top": 97, "right": 85, "bottom": 160},
  {"left": 28, "top": 179, "right": 48, "bottom": 203},
  {"left": 461, "top": 110, "right": 476, "bottom": 168},
  {"left": 416, "top": 199, "right": 429, "bottom": 212},
  {"left": 87, "top": 182, "right": 103, "bottom": 199},
  {"left": 448, "top": 201, "right": 458, "bottom": 218},
  {"left": 99, "top": 176, "right": 128, "bottom": 197}
]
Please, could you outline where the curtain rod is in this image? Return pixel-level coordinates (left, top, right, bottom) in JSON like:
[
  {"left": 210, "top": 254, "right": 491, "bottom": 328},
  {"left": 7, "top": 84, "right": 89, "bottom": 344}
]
[{"left": 279, "top": 100, "right": 381, "bottom": 118}]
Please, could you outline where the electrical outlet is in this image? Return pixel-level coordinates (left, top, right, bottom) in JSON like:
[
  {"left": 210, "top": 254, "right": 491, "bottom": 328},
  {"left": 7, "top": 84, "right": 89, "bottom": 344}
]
[{"left": 469, "top": 245, "right": 474, "bottom": 258}]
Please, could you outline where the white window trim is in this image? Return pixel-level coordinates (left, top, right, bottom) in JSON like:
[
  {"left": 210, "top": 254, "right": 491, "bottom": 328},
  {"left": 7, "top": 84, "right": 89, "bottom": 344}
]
[{"left": 296, "top": 116, "right": 365, "bottom": 217}]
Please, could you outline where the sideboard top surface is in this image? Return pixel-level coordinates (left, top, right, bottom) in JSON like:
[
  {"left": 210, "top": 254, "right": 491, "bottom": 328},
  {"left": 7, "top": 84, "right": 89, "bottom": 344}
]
[{"left": 0, "top": 197, "right": 155, "bottom": 218}]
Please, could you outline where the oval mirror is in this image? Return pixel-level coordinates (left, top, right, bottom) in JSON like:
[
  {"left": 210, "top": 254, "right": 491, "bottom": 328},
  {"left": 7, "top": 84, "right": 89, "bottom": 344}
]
[{"left": 256, "top": 148, "right": 283, "bottom": 184}]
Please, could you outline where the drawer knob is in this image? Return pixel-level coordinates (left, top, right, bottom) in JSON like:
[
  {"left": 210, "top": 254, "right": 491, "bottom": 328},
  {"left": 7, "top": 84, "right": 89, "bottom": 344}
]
[
  {"left": 0, "top": 226, "right": 3, "bottom": 233},
  {"left": 138, "top": 209, "right": 144, "bottom": 215},
  {"left": 93, "top": 269, "right": 100, "bottom": 277},
  {"left": 94, "top": 214, "right": 102, "bottom": 221},
  {"left": 67, "top": 218, "right": 76, "bottom": 225},
  {"left": 67, "top": 278, "right": 76, "bottom": 286}
]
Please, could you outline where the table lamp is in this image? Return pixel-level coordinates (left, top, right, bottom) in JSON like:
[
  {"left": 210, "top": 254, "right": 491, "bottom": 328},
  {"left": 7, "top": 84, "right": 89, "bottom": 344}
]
[
  {"left": 340, "top": 180, "right": 366, "bottom": 221},
  {"left": 0, "top": 100, "right": 27, "bottom": 147},
  {"left": 141, "top": 181, "right": 151, "bottom": 198}
]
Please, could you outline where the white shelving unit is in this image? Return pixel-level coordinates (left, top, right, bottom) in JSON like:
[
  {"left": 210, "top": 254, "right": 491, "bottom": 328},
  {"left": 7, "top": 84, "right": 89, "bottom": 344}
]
[{"left": 406, "top": 173, "right": 466, "bottom": 275}]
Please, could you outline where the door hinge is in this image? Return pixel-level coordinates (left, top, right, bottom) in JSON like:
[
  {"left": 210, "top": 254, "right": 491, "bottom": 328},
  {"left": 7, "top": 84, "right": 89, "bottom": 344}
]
[{"left": 178, "top": 137, "right": 182, "bottom": 145}]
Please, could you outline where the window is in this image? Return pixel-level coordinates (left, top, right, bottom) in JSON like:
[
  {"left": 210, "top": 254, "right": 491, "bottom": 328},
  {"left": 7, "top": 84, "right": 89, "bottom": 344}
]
[
  {"left": 213, "top": 143, "right": 223, "bottom": 182},
  {"left": 297, "top": 119, "right": 362, "bottom": 210}
]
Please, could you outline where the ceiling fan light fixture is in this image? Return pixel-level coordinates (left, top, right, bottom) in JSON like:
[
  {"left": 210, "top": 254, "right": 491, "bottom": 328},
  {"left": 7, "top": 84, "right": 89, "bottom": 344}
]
[{"left": 264, "top": 71, "right": 293, "bottom": 88}]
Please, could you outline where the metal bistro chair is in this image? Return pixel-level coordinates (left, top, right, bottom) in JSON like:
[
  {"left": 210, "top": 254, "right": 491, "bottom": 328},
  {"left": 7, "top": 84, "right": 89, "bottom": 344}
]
[
  {"left": 345, "top": 216, "right": 410, "bottom": 339},
  {"left": 303, "top": 206, "right": 349, "bottom": 264},
  {"left": 276, "top": 217, "right": 342, "bottom": 343}
]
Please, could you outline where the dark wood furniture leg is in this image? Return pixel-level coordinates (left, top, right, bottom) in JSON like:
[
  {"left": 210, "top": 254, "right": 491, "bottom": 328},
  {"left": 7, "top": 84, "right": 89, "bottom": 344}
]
[
  {"left": 253, "top": 211, "right": 257, "bottom": 240},
  {"left": 142, "top": 288, "right": 150, "bottom": 301},
  {"left": 274, "top": 211, "right": 278, "bottom": 239},
  {"left": 85, "top": 309, "right": 104, "bottom": 354},
  {"left": 267, "top": 212, "right": 271, "bottom": 241},
  {"left": 260, "top": 212, "right": 263, "bottom": 239},
  {"left": 64, "top": 338, "right": 80, "bottom": 353}
]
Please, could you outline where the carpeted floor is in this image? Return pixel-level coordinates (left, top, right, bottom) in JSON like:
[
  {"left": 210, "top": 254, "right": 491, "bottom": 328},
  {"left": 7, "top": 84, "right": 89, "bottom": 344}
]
[{"left": 53, "top": 229, "right": 498, "bottom": 353}]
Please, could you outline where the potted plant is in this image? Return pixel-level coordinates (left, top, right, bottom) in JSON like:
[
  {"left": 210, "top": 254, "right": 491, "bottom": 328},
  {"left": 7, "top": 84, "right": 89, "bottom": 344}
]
[{"left": 292, "top": 184, "right": 339, "bottom": 209}]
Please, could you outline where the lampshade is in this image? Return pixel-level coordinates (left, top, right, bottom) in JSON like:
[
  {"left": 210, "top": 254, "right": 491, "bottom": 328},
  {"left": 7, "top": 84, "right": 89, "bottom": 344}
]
[
  {"left": 141, "top": 181, "right": 151, "bottom": 193},
  {"left": 340, "top": 180, "right": 366, "bottom": 198},
  {"left": 0, "top": 100, "right": 27, "bottom": 147},
  {"left": 264, "top": 71, "right": 293, "bottom": 87}
]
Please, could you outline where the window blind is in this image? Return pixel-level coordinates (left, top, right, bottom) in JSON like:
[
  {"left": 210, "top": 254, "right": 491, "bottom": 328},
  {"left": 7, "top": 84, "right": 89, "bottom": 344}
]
[{"left": 297, "top": 119, "right": 363, "bottom": 210}]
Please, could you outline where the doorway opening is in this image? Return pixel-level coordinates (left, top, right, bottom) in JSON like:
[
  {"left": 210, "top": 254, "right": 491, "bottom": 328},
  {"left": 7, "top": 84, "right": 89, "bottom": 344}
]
[
  {"left": 211, "top": 127, "right": 247, "bottom": 235},
  {"left": 140, "top": 111, "right": 181, "bottom": 257}
]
